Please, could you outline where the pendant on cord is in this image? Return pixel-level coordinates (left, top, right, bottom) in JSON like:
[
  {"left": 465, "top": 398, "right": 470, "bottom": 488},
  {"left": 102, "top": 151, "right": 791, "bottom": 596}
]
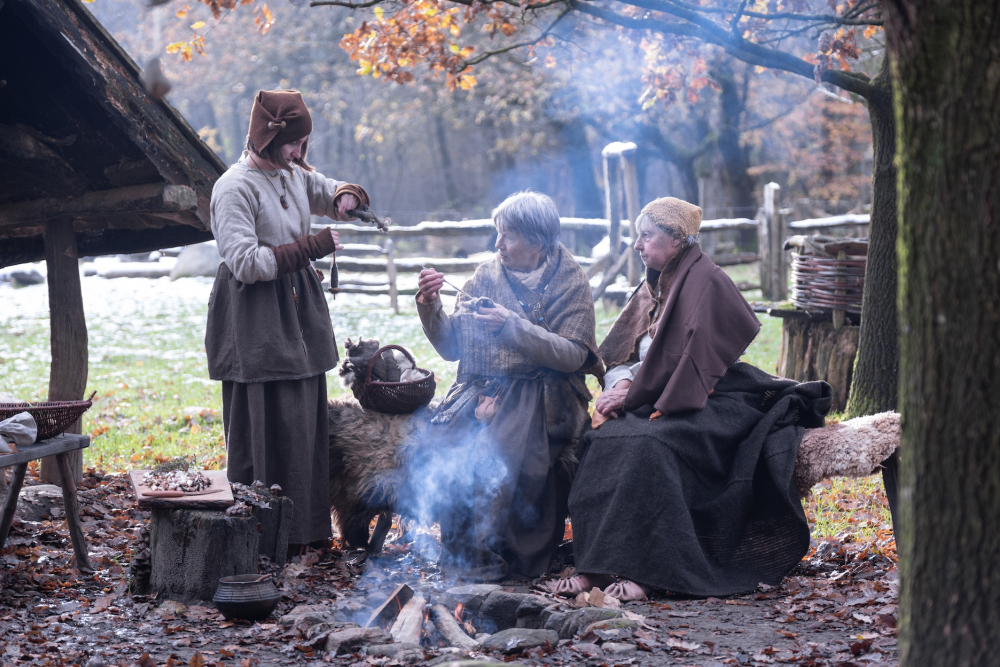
[{"left": 280, "top": 195, "right": 289, "bottom": 210}]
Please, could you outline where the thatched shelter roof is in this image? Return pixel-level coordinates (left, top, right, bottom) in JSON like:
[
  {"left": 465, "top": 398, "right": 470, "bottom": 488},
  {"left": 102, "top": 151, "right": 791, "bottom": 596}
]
[{"left": 0, "top": 0, "right": 226, "bottom": 269}]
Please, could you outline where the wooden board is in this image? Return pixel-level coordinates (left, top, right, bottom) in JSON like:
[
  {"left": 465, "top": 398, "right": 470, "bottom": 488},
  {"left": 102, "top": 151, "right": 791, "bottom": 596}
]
[
  {"left": 129, "top": 470, "right": 234, "bottom": 510},
  {"left": 0, "top": 433, "right": 89, "bottom": 468}
]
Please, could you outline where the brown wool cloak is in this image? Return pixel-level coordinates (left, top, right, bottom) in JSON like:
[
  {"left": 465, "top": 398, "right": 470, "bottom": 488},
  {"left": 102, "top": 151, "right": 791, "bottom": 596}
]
[{"left": 598, "top": 244, "right": 760, "bottom": 415}]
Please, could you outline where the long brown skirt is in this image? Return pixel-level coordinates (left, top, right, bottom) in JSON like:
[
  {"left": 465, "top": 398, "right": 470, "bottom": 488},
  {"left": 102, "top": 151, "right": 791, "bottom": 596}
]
[{"left": 222, "top": 373, "right": 332, "bottom": 545}]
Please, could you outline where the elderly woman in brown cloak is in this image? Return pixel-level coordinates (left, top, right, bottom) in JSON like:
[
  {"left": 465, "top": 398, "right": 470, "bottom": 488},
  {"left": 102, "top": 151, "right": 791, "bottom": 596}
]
[
  {"left": 410, "top": 191, "right": 602, "bottom": 581},
  {"left": 548, "top": 197, "right": 831, "bottom": 600}
]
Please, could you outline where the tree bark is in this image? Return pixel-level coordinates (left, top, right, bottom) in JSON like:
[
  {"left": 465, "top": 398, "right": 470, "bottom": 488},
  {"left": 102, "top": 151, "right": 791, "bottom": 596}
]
[
  {"left": 41, "top": 220, "right": 87, "bottom": 484},
  {"left": 883, "top": 0, "right": 1000, "bottom": 664},
  {"left": 845, "top": 56, "right": 898, "bottom": 418},
  {"left": 713, "top": 60, "right": 758, "bottom": 250}
]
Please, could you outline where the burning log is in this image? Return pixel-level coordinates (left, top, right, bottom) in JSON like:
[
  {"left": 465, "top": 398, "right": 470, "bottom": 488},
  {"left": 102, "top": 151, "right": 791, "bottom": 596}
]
[
  {"left": 364, "top": 583, "right": 414, "bottom": 629},
  {"left": 430, "top": 603, "right": 479, "bottom": 650},
  {"left": 389, "top": 594, "right": 426, "bottom": 645}
]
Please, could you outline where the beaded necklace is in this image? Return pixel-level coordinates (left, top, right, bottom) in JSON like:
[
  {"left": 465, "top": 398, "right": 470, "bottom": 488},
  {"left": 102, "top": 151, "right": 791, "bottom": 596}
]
[{"left": 248, "top": 154, "right": 290, "bottom": 210}]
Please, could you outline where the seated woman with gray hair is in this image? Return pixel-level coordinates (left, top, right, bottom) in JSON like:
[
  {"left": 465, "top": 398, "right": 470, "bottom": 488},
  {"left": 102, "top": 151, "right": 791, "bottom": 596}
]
[
  {"left": 410, "top": 191, "right": 603, "bottom": 581},
  {"left": 548, "top": 197, "right": 832, "bottom": 601}
]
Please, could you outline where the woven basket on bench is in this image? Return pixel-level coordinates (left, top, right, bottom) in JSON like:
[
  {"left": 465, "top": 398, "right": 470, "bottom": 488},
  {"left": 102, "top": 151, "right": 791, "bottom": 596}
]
[
  {"left": 0, "top": 391, "right": 96, "bottom": 441},
  {"left": 353, "top": 345, "right": 436, "bottom": 414}
]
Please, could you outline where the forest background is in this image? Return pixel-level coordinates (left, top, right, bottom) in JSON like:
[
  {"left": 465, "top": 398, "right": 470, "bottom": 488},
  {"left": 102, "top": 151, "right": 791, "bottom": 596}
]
[{"left": 87, "top": 0, "right": 874, "bottom": 229}]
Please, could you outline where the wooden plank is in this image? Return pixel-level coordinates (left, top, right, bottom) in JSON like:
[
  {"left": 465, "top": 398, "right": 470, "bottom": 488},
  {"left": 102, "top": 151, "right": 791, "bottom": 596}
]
[
  {"left": 364, "top": 584, "right": 414, "bottom": 629},
  {"left": 128, "top": 470, "right": 234, "bottom": 510},
  {"left": 700, "top": 218, "right": 757, "bottom": 232},
  {"left": 0, "top": 433, "right": 90, "bottom": 468},
  {"left": 390, "top": 595, "right": 426, "bottom": 645},
  {"left": 788, "top": 214, "right": 870, "bottom": 230},
  {"left": 315, "top": 217, "right": 612, "bottom": 238},
  {"left": 0, "top": 184, "right": 197, "bottom": 230},
  {"left": 710, "top": 253, "right": 760, "bottom": 266},
  {"left": 41, "top": 221, "right": 87, "bottom": 485}
]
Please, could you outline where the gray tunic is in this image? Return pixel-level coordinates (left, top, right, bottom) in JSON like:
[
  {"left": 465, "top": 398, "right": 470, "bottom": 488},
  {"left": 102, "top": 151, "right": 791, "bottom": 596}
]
[
  {"left": 207, "top": 153, "right": 350, "bottom": 545},
  {"left": 210, "top": 151, "right": 347, "bottom": 284}
]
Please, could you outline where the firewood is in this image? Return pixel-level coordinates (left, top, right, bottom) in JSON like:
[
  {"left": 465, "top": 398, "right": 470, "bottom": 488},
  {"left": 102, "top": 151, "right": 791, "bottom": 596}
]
[
  {"left": 389, "top": 595, "right": 426, "bottom": 645},
  {"left": 364, "top": 583, "right": 414, "bottom": 629},
  {"left": 430, "top": 604, "right": 479, "bottom": 650}
]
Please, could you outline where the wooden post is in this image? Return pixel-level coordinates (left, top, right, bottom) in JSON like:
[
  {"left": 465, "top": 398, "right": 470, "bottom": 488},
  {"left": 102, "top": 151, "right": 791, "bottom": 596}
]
[
  {"left": 619, "top": 144, "right": 642, "bottom": 286},
  {"left": 601, "top": 145, "right": 625, "bottom": 262},
  {"left": 386, "top": 239, "right": 398, "bottom": 315},
  {"left": 41, "top": 220, "right": 87, "bottom": 484},
  {"left": 758, "top": 183, "right": 787, "bottom": 301}
]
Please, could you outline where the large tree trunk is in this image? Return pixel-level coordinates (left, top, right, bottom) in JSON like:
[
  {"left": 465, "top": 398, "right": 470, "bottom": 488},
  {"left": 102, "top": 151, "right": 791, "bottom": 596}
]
[
  {"left": 845, "top": 56, "right": 898, "bottom": 418},
  {"left": 883, "top": 0, "right": 1000, "bottom": 664}
]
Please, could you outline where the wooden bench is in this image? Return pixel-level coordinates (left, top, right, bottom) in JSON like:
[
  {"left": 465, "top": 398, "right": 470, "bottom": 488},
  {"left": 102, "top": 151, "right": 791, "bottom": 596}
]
[{"left": 0, "top": 433, "right": 92, "bottom": 572}]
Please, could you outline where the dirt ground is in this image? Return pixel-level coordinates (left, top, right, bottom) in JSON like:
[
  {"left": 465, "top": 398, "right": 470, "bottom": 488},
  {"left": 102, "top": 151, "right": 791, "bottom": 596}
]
[{"left": 0, "top": 471, "right": 897, "bottom": 667}]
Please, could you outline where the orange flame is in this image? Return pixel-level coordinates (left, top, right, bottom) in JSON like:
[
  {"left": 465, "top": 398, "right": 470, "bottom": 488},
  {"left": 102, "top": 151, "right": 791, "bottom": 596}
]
[{"left": 454, "top": 603, "right": 465, "bottom": 621}]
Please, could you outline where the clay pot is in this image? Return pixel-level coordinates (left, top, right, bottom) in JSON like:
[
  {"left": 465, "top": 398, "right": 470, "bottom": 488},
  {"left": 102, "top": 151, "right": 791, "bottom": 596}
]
[{"left": 213, "top": 574, "right": 280, "bottom": 621}]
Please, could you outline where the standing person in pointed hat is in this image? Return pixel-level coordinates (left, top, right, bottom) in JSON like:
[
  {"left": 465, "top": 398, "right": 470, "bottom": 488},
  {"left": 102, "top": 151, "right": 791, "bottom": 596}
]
[{"left": 206, "top": 89, "right": 370, "bottom": 550}]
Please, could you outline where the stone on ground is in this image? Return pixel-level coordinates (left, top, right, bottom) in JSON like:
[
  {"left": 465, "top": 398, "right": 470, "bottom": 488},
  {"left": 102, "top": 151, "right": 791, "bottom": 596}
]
[
  {"left": 478, "top": 591, "right": 547, "bottom": 633},
  {"left": 480, "top": 628, "right": 559, "bottom": 654}
]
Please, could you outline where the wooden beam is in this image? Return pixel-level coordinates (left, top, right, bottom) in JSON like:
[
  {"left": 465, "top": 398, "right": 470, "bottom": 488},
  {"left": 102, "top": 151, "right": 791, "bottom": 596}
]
[
  {"left": 0, "top": 224, "right": 213, "bottom": 269},
  {"left": 0, "top": 183, "right": 197, "bottom": 230},
  {"left": 41, "top": 220, "right": 88, "bottom": 485},
  {"left": 5, "top": 0, "right": 226, "bottom": 226}
]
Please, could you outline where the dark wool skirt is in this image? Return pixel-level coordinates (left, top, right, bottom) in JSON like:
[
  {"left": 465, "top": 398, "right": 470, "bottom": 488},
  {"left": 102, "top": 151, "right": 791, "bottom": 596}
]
[
  {"left": 223, "top": 373, "right": 332, "bottom": 545},
  {"left": 569, "top": 362, "right": 832, "bottom": 597}
]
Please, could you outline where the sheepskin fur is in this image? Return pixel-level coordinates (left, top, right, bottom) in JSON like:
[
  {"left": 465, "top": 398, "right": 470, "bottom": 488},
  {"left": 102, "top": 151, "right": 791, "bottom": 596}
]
[
  {"left": 328, "top": 396, "right": 580, "bottom": 550},
  {"left": 794, "top": 411, "right": 901, "bottom": 497},
  {"left": 327, "top": 397, "right": 426, "bottom": 550},
  {"left": 329, "top": 399, "right": 901, "bottom": 549}
]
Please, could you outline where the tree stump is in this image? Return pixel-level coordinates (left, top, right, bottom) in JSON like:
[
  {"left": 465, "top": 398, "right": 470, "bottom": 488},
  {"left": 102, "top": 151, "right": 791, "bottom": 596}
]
[
  {"left": 149, "top": 508, "right": 259, "bottom": 602},
  {"left": 775, "top": 315, "right": 860, "bottom": 413},
  {"left": 253, "top": 496, "right": 294, "bottom": 566}
]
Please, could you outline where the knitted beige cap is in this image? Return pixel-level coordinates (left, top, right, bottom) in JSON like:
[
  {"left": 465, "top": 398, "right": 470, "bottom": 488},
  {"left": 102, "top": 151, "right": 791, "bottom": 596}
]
[{"left": 639, "top": 197, "right": 702, "bottom": 239}]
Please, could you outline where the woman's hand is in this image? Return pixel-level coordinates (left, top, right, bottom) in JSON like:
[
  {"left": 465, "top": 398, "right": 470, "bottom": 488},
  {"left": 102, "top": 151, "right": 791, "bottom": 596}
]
[
  {"left": 595, "top": 379, "right": 632, "bottom": 418},
  {"left": 329, "top": 229, "right": 344, "bottom": 252},
  {"left": 475, "top": 304, "right": 511, "bottom": 334},
  {"left": 417, "top": 268, "right": 445, "bottom": 304},
  {"left": 334, "top": 193, "right": 359, "bottom": 219}
]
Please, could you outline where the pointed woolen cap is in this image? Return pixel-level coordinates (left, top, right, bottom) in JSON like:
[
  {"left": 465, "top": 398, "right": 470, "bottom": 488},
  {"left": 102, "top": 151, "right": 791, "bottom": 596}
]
[
  {"left": 248, "top": 89, "right": 313, "bottom": 151},
  {"left": 640, "top": 197, "right": 702, "bottom": 239}
]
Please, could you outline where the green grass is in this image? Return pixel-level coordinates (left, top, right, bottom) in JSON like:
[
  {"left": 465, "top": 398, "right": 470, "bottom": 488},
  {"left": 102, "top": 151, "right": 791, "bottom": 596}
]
[
  {"left": 1, "top": 272, "right": 892, "bottom": 553},
  {"left": 0, "top": 268, "right": 781, "bottom": 474}
]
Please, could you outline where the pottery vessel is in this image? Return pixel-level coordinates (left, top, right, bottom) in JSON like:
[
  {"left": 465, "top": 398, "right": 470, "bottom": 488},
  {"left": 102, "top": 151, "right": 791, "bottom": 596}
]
[{"left": 213, "top": 574, "right": 280, "bottom": 621}]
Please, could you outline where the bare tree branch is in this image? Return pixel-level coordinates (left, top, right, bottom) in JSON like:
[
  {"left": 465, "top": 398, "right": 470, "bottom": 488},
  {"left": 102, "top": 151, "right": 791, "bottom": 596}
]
[
  {"left": 571, "top": 0, "right": 874, "bottom": 97},
  {"left": 463, "top": 7, "right": 572, "bottom": 65},
  {"left": 310, "top": 0, "right": 382, "bottom": 7},
  {"left": 646, "top": 0, "right": 882, "bottom": 26}
]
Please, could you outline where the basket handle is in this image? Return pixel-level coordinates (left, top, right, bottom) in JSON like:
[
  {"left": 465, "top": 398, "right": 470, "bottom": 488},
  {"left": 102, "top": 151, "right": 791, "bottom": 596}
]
[{"left": 365, "top": 345, "right": 418, "bottom": 384}]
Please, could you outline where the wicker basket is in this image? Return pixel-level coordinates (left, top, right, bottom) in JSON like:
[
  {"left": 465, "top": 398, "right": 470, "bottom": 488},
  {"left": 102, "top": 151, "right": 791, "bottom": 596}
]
[
  {"left": 353, "top": 345, "right": 436, "bottom": 414},
  {"left": 790, "top": 253, "right": 866, "bottom": 314},
  {"left": 0, "top": 391, "right": 96, "bottom": 441}
]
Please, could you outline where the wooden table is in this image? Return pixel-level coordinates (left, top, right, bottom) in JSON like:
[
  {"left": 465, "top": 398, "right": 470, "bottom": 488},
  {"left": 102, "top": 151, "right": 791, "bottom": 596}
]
[{"left": 0, "top": 433, "right": 92, "bottom": 572}]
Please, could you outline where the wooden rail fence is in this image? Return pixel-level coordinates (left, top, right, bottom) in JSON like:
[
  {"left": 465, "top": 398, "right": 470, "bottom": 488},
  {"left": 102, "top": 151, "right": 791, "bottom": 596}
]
[{"left": 313, "top": 143, "right": 870, "bottom": 312}]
